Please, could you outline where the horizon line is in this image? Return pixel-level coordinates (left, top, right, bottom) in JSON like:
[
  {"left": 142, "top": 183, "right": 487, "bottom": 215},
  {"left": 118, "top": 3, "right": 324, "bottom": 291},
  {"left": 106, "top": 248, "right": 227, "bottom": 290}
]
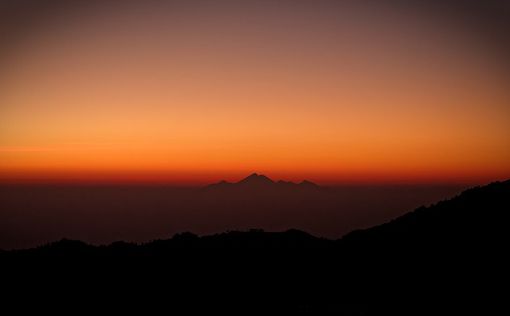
[{"left": 0, "top": 173, "right": 499, "bottom": 187}]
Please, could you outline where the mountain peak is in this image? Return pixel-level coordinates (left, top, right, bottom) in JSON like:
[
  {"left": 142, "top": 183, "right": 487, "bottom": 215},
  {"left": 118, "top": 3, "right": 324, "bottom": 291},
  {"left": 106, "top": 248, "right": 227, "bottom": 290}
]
[
  {"left": 238, "top": 173, "right": 274, "bottom": 185},
  {"left": 299, "top": 180, "right": 319, "bottom": 187}
]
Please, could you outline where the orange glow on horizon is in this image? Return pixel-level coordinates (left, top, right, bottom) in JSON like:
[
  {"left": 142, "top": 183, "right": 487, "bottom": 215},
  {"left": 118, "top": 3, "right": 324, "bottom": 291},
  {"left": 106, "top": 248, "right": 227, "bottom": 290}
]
[{"left": 1, "top": 2, "right": 509, "bottom": 185}]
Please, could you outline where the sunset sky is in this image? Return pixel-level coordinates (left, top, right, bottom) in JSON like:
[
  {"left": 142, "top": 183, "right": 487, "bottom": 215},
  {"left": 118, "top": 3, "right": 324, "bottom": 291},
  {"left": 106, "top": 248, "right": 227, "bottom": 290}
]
[{"left": 1, "top": 1, "right": 509, "bottom": 185}]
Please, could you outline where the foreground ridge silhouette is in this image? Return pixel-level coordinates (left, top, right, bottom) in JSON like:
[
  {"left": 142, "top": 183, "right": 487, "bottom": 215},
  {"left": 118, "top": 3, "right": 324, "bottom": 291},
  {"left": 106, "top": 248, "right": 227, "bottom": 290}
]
[
  {"left": 3, "top": 179, "right": 509, "bottom": 314},
  {"left": 6, "top": 179, "right": 507, "bottom": 253}
]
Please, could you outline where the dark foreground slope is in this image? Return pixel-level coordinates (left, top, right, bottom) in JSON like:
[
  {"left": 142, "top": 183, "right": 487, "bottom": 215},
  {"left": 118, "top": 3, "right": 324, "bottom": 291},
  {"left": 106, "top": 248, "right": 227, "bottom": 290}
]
[
  {"left": 2, "top": 180, "right": 509, "bottom": 314},
  {"left": 342, "top": 178, "right": 509, "bottom": 250}
]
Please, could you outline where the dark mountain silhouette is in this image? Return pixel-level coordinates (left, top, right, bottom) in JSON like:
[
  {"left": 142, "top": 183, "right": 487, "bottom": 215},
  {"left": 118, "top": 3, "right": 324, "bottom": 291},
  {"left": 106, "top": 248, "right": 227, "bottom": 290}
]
[
  {"left": 6, "top": 179, "right": 508, "bottom": 253},
  {"left": 3, "top": 179, "right": 508, "bottom": 314},
  {"left": 205, "top": 172, "right": 323, "bottom": 192},
  {"left": 341, "top": 179, "right": 509, "bottom": 252},
  {"left": 0, "top": 176, "right": 464, "bottom": 250}
]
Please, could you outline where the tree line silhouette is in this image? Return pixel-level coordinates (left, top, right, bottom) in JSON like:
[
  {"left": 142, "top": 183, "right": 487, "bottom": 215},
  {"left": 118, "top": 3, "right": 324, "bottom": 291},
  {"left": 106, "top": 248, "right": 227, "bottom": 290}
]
[{"left": 2, "top": 179, "right": 508, "bottom": 314}]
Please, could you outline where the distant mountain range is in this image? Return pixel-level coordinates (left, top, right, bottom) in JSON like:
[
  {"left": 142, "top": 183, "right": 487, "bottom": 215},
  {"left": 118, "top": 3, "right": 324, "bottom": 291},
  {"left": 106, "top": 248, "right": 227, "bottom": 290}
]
[{"left": 205, "top": 173, "right": 322, "bottom": 191}]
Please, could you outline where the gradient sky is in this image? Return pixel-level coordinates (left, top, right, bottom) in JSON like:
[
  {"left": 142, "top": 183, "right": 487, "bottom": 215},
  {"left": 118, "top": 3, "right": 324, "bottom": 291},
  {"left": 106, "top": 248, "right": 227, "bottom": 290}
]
[{"left": 1, "top": 1, "right": 509, "bottom": 185}]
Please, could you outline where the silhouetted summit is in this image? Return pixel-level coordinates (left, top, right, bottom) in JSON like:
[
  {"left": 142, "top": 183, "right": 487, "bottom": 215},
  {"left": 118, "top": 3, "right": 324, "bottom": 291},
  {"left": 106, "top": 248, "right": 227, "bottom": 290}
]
[{"left": 238, "top": 173, "right": 274, "bottom": 185}]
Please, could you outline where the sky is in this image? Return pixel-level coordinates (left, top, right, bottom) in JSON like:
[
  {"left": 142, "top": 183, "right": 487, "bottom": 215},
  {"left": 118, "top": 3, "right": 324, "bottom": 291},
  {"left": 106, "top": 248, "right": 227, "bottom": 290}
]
[{"left": 1, "top": 0, "right": 509, "bottom": 185}]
